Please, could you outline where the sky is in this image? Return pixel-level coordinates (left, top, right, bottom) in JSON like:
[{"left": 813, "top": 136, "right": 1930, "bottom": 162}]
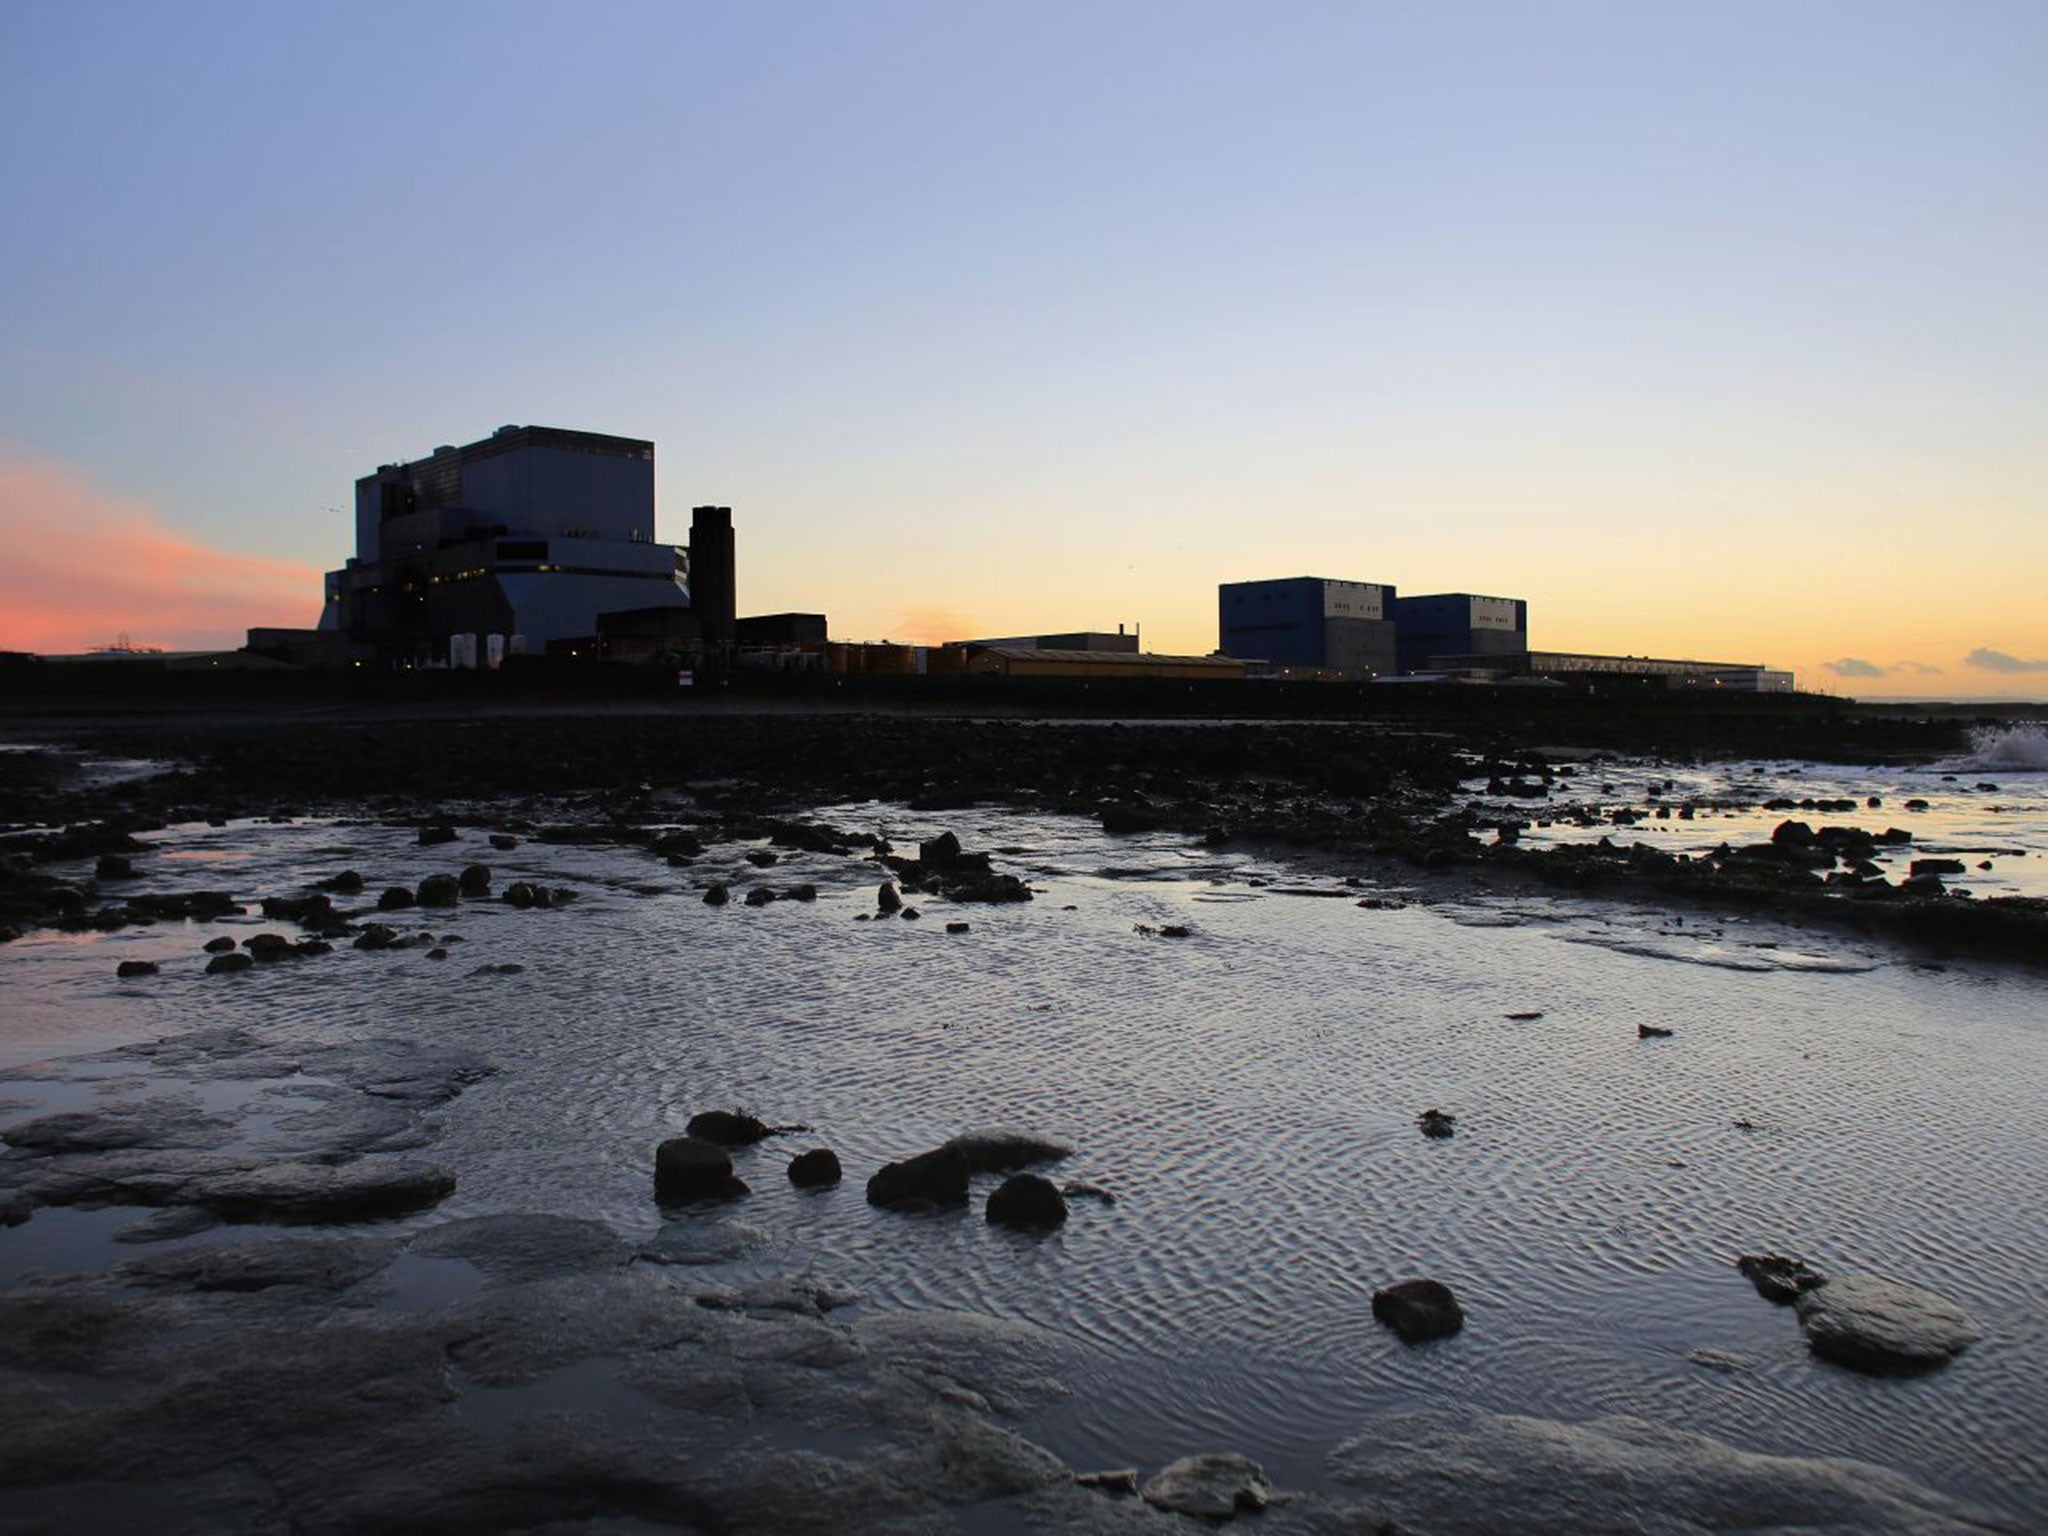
[{"left": 1, "top": 1, "right": 2044, "bottom": 697}]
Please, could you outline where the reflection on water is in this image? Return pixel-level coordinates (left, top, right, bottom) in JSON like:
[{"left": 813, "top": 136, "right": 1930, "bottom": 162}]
[{"left": 1, "top": 787, "right": 2044, "bottom": 1518}]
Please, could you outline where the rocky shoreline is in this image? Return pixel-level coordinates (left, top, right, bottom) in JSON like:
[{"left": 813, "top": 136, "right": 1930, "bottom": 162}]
[
  {"left": 3, "top": 708, "right": 2043, "bottom": 966},
  {"left": 0, "top": 704, "right": 2041, "bottom": 1531}
]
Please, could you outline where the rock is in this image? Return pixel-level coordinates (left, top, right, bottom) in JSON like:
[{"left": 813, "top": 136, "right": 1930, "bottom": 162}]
[
  {"left": 202, "top": 935, "right": 237, "bottom": 953},
  {"left": 1910, "top": 858, "right": 1967, "bottom": 876},
  {"left": 1639, "top": 1023, "right": 1675, "bottom": 1038},
  {"left": 867, "top": 1145, "right": 971, "bottom": 1211},
  {"left": 1061, "top": 1181, "right": 1116, "bottom": 1205},
  {"left": 206, "top": 951, "right": 254, "bottom": 974},
  {"left": 637, "top": 1219, "right": 767, "bottom": 1266},
  {"left": 415, "top": 874, "right": 460, "bottom": 907},
  {"left": 742, "top": 887, "right": 775, "bottom": 907},
  {"left": 488, "top": 833, "right": 518, "bottom": 851},
  {"left": 1, "top": 1191, "right": 35, "bottom": 1226},
  {"left": 502, "top": 881, "right": 550, "bottom": 909},
  {"left": 986, "top": 1174, "right": 1067, "bottom": 1231},
  {"left": 946, "top": 920, "right": 971, "bottom": 934},
  {"left": 919, "top": 831, "right": 964, "bottom": 867},
  {"left": 353, "top": 923, "right": 399, "bottom": 951},
  {"left": 377, "top": 886, "right": 416, "bottom": 911},
  {"left": 408, "top": 1214, "right": 632, "bottom": 1281},
  {"left": 654, "top": 1135, "right": 748, "bottom": 1203},
  {"left": 1372, "top": 1278, "right": 1465, "bottom": 1343},
  {"left": 315, "top": 870, "right": 365, "bottom": 893},
  {"left": 877, "top": 881, "right": 902, "bottom": 913},
  {"left": 1329, "top": 1407, "right": 2015, "bottom": 1534},
  {"left": 1505, "top": 1010, "right": 1544, "bottom": 1021},
  {"left": 1794, "top": 1274, "right": 1979, "bottom": 1374},
  {"left": 785, "top": 883, "right": 818, "bottom": 902},
  {"left": 115, "top": 960, "right": 159, "bottom": 978},
  {"left": 1140, "top": 1453, "right": 1270, "bottom": 1519},
  {"left": 199, "top": 1161, "right": 457, "bottom": 1223},
  {"left": 457, "top": 864, "right": 492, "bottom": 895},
  {"left": 685, "top": 1109, "right": 772, "bottom": 1146},
  {"left": 941, "top": 872, "right": 1033, "bottom": 904},
  {"left": 1418, "top": 1108, "right": 1456, "bottom": 1139},
  {"left": 112, "top": 1206, "right": 221, "bottom": 1243},
  {"left": 945, "top": 1131, "right": 1071, "bottom": 1172},
  {"left": 118, "top": 1234, "right": 397, "bottom": 1294},
  {"left": 1737, "top": 1252, "right": 1825, "bottom": 1304},
  {"left": 901, "top": 907, "right": 921, "bottom": 920},
  {"left": 417, "top": 825, "right": 457, "bottom": 846},
  {"left": 95, "top": 853, "right": 136, "bottom": 880},
  {"left": 1075, "top": 1468, "right": 1139, "bottom": 1495},
  {"left": 703, "top": 883, "right": 730, "bottom": 906},
  {"left": 787, "top": 1148, "right": 842, "bottom": 1188}
]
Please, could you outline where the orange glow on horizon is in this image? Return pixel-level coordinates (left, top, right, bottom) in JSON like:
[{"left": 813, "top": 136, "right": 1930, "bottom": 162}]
[{"left": 0, "top": 448, "right": 319, "bottom": 654}]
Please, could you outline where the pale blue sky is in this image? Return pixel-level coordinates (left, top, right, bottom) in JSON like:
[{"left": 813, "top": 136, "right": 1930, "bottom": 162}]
[{"left": 3, "top": 1, "right": 2044, "bottom": 688}]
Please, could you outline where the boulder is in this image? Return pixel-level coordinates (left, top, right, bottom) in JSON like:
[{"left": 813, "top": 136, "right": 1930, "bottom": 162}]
[
  {"left": 199, "top": 1161, "right": 456, "bottom": 1223},
  {"left": 115, "top": 960, "right": 159, "bottom": 979},
  {"left": 877, "top": 881, "right": 902, "bottom": 913},
  {"left": 1140, "top": 1453, "right": 1270, "bottom": 1519},
  {"left": 315, "top": 870, "right": 365, "bottom": 893},
  {"left": 686, "top": 1109, "right": 772, "bottom": 1146},
  {"left": 787, "top": 1148, "right": 842, "bottom": 1188},
  {"left": 202, "top": 935, "right": 237, "bottom": 953},
  {"left": 95, "top": 854, "right": 136, "bottom": 880},
  {"left": 742, "top": 887, "right": 775, "bottom": 907},
  {"left": 377, "top": 886, "right": 416, "bottom": 911},
  {"left": 206, "top": 951, "right": 254, "bottom": 974},
  {"left": 867, "top": 1145, "right": 971, "bottom": 1211},
  {"left": 1418, "top": 1108, "right": 1456, "bottom": 1139},
  {"left": 986, "top": 1174, "right": 1067, "bottom": 1231},
  {"left": 1794, "top": 1275, "right": 1979, "bottom": 1374},
  {"left": 488, "top": 833, "right": 518, "bottom": 851},
  {"left": 457, "top": 864, "right": 492, "bottom": 895},
  {"left": 417, "top": 825, "right": 457, "bottom": 846},
  {"left": 654, "top": 1135, "right": 748, "bottom": 1203},
  {"left": 703, "top": 883, "right": 730, "bottom": 907},
  {"left": 945, "top": 1131, "right": 1071, "bottom": 1172},
  {"left": 1372, "top": 1278, "right": 1465, "bottom": 1343},
  {"left": 415, "top": 874, "right": 460, "bottom": 907}
]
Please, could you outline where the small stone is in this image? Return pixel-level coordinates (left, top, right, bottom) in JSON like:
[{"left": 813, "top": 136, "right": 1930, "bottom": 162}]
[
  {"left": 1418, "top": 1108, "right": 1456, "bottom": 1139},
  {"left": 116, "top": 960, "right": 159, "bottom": 978},
  {"left": 686, "top": 1109, "right": 771, "bottom": 1146},
  {"left": 206, "top": 951, "right": 254, "bottom": 974},
  {"left": 787, "top": 1148, "right": 843, "bottom": 1188},
  {"left": 418, "top": 825, "right": 457, "bottom": 846},
  {"left": 703, "top": 883, "right": 730, "bottom": 906},
  {"left": 1639, "top": 1023, "right": 1675, "bottom": 1038},
  {"left": 945, "top": 921, "right": 971, "bottom": 934},
  {"left": 654, "top": 1136, "right": 749, "bottom": 1204},
  {"left": 1075, "top": 1469, "right": 1139, "bottom": 1495},
  {"left": 986, "top": 1174, "right": 1067, "bottom": 1231},
  {"left": 489, "top": 834, "right": 518, "bottom": 851},
  {"left": 203, "top": 936, "right": 237, "bottom": 953},
  {"left": 877, "top": 881, "right": 901, "bottom": 913},
  {"left": 377, "top": 886, "right": 416, "bottom": 911},
  {"left": 1372, "top": 1278, "right": 1465, "bottom": 1343},
  {"left": 1737, "top": 1252, "right": 1825, "bottom": 1305}
]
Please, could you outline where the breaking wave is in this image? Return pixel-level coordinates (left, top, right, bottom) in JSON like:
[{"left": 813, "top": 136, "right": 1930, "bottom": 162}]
[{"left": 1944, "top": 723, "right": 2048, "bottom": 774}]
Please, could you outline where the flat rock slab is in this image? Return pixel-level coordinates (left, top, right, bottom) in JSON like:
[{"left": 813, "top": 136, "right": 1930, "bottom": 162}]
[
  {"left": 1329, "top": 1408, "right": 2021, "bottom": 1535},
  {"left": 1795, "top": 1275, "right": 1980, "bottom": 1375},
  {"left": 1141, "top": 1452, "right": 1271, "bottom": 1519},
  {"left": 197, "top": 1160, "right": 457, "bottom": 1223},
  {"left": 407, "top": 1214, "right": 633, "bottom": 1281}
]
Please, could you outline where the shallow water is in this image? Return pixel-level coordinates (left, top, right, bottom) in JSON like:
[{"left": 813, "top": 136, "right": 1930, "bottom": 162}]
[
  {"left": 1467, "top": 725, "right": 2048, "bottom": 899},
  {"left": 1, "top": 783, "right": 2045, "bottom": 1520}
]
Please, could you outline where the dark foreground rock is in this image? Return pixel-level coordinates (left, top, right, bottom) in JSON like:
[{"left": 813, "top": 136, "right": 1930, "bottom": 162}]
[
  {"left": 787, "top": 1147, "right": 842, "bottom": 1188},
  {"left": 1328, "top": 1408, "right": 2021, "bottom": 1535},
  {"left": 1794, "top": 1275, "right": 1980, "bottom": 1374},
  {"left": 866, "top": 1145, "right": 971, "bottom": 1211},
  {"left": 985, "top": 1174, "right": 1067, "bottom": 1231},
  {"left": 1141, "top": 1452, "right": 1271, "bottom": 1518},
  {"left": 1737, "top": 1252, "right": 1825, "bottom": 1304},
  {"left": 686, "top": 1109, "right": 773, "bottom": 1146},
  {"left": 1372, "top": 1278, "right": 1465, "bottom": 1343},
  {"left": 653, "top": 1135, "right": 749, "bottom": 1203},
  {"left": 944, "top": 1130, "right": 1072, "bottom": 1172}
]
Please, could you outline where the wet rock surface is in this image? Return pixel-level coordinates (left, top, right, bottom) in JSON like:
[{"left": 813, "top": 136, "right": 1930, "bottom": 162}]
[
  {"left": 1794, "top": 1275, "right": 1981, "bottom": 1375},
  {"left": 1140, "top": 1452, "right": 1272, "bottom": 1519},
  {"left": 1372, "top": 1278, "right": 1465, "bottom": 1343},
  {"left": 1328, "top": 1408, "right": 2021, "bottom": 1535}
]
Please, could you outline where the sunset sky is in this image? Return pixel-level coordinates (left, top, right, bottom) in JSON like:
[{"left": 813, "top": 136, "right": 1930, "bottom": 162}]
[{"left": 2, "top": 2, "right": 2043, "bottom": 696}]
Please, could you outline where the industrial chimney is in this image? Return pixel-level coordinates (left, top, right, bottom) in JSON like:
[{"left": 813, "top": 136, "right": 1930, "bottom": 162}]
[{"left": 689, "top": 505, "right": 736, "bottom": 647}]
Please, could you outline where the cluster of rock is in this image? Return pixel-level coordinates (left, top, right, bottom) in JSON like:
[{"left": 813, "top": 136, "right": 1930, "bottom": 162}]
[
  {"left": 652, "top": 1119, "right": 1079, "bottom": 1233},
  {"left": 1737, "top": 1251, "right": 1979, "bottom": 1375}
]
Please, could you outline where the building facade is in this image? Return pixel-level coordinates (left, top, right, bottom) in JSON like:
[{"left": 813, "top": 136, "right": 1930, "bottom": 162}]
[
  {"left": 1217, "top": 577, "right": 1397, "bottom": 675},
  {"left": 320, "top": 425, "right": 690, "bottom": 660},
  {"left": 1393, "top": 592, "right": 1529, "bottom": 673}
]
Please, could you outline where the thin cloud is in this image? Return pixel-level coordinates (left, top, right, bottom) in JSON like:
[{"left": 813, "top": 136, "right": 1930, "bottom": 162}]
[
  {"left": 1823, "top": 657, "right": 1886, "bottom": 679},
  {"left": 1894, "top": 660, "right": 1944, "bottom": 676},
  {"left": 0, "top": 447, "right": 319, "bottom": 654},
  {"left": 1965, "top": 648, "right": 2048, "bottom": 674}
]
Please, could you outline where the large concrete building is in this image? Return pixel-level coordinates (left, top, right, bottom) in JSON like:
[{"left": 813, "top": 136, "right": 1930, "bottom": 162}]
[
  {"left": 318, "top": 425, "right": 702, "bottom": 661},
  {"left": 1393, "top": 592, "right": 1529, "bottom": 673},
  {"left": 1218, "top": 577, "right": 1398, "bottom": 675}
]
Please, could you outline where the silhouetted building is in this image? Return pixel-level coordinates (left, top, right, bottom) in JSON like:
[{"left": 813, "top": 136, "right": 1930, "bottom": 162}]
[
  {"left": 1218, "top": 577, "right": 1396, "bottom": 675},
  {"left": 1393, "top": 593, "right": 1528, "bottom": 673},
  {"left": 736, "top": 612, "right": 827, "bottom": 645},
  {"left": 689, "top": 506, "right": 736, "bottom": 647},
  {"left": 964, "top": 647, "right": 1247, "bottom": 681},
  {"left": 953, "top": 628, "right": 1139, "bottom": 653},
  {"left": 1431, "top": 650, "right": 1793, "bottom": 691},
  {"left": 319, "top": 425, "right": 688, "bottom": 660}
]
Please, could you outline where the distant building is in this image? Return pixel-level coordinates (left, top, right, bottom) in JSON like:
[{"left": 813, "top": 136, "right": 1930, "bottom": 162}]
[
  {"left": 952, "top": 627, "right": 1139, "bottom": 654},
  {"left": 316, "top": 425, "right": 691, "bottom": 661},
  {"left": 1218, "top": 577, "right": 1396, "bottom": 675},
  {"left": 1430, "top": 649, "right": 1795, "bottom": 691},
  {"left": 1393, "top": 593, "right": 1528, "bottom": 674},
  {"left": 963, "top": 647, "right": 1247, "bottom": 682}
]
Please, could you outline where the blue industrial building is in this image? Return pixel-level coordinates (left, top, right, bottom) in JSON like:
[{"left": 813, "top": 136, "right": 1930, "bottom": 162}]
[
  {"left": 319, "top": 425, "right": 706, "bottom": 661},
  {"left": 1392, "top": 592, "right": 1529, "bottom": 673},
  {"left": 1217, "top": 577, "right": 1399, "bottom": 675}
]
